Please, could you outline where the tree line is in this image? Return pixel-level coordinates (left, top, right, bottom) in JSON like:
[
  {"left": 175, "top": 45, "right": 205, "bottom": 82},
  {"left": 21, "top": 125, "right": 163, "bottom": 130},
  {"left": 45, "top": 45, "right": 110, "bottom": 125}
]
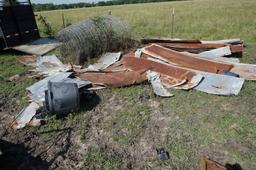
[{"left": 32, "top": 0, "right": 182, "bottom": 11}]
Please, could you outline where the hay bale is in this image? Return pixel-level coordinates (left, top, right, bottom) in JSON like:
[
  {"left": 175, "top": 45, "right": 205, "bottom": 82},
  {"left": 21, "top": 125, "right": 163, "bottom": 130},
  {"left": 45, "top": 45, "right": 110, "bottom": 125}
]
[{"left": 56, "top": 16, "right": 133, "bottom": 65}]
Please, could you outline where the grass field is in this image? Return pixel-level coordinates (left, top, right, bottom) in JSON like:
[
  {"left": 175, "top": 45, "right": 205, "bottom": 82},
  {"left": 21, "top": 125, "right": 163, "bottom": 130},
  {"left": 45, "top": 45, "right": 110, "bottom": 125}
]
[{"left": 1, "top": 0, "right": 256, "bottom": 169}]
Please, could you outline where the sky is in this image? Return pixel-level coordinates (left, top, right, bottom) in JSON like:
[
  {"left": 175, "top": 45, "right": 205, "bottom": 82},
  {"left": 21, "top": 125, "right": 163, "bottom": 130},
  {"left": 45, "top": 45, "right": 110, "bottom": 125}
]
[{"left": 31, "top": 0, "right": 104, "bottom": 4}]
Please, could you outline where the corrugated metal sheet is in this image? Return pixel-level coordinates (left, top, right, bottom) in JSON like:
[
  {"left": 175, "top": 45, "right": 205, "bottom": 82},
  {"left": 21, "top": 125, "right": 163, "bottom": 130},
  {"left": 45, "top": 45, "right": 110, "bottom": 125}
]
[
  {"left": 81, "top": 52, "right": 121, "bottom": 72},
  {"left": 120, "top": 54, "right": 203, "bottom": 89},
  {"left": 13, "top": 38, "right": 61, "bottom": 55},
  {"left": 142, "top": 44, "right": 234, "bottom": 73},
  {"left": 77, "top": 70, "right": 147, "bottom": 87},
  {"left": 231, "top": 63, "right": 256, "bottom": 80},
  {"left": 35, "top": 55, "right": 69, "bottom": 75},
  {"left": 147, "top": 71, "right": 174, "bottom": 97},
  {"left": 195, "top": 72, "right": 244, "bottom": 95},
  {"left": 11, "top": 102, "right": 40, "bottom": 129}
]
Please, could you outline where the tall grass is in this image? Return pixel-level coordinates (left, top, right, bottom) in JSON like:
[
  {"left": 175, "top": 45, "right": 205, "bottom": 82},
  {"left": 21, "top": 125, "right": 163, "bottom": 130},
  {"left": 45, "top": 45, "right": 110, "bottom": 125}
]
[{"left": 36, "top": 0, "right": 256, "bottom": 43}]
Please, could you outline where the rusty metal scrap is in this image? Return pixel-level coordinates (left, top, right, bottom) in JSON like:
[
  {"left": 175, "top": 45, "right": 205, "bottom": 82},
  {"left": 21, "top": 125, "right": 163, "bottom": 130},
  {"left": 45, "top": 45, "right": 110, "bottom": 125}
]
[
  {"left": 142, "top": 44, "right": 234, "bottom": 73},
  {"left": 151, "top": 42, "right": 243, "bottom": 55},
  {"left": 11, "top": 37, "right": 254, "bottom": 130},
  {"left": 120, "top": 54, "right": 203, "bottom": 89},
  {"left": 77, "top": 70, "right": 147, "bottom": 87},
  {"left": 199, "top": 157, "right": 226, "bottom": 170}
]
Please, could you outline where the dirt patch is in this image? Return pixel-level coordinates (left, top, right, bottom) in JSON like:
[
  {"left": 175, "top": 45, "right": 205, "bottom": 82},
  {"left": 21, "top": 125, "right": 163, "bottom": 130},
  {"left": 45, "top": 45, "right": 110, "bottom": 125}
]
[
  {"left": 0, "top": 96, "right": 24, "bottom": 137},
  {"left": 73, "top": 93, "right": 177, "bottom": 169}
]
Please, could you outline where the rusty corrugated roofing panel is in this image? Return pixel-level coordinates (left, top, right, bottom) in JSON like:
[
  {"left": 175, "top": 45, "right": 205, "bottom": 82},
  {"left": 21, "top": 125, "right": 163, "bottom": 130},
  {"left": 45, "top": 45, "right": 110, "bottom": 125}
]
[
  {"left": 77, "top": 71, "right": 147, "bottom": 87},
  {"left": 153, "top": 42, "right": 243, "bottom": 54},
  {"left": 142, "top": 44, "right": 234, "bottom": 73},
  {"left": 181, "top": 50, "right": 240, "bottom": 63},
  {"left": 121, "top": 54, "right": 203, "bottom": 89},
  {"left": 229, "top": 44, "right": 243, "bottom": 54},
  {"left": 199, "top": 157, "right": 226, "bottom": 170}
]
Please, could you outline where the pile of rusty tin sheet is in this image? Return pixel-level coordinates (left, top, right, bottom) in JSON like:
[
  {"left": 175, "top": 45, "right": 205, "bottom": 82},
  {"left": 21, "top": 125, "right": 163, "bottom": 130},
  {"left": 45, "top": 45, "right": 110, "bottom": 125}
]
[
  {"left": 76, "top": 38, "right": 256, "bottom": 97},
  {"left": 12, "top": 38, "right": 256, "bottom": 129}
]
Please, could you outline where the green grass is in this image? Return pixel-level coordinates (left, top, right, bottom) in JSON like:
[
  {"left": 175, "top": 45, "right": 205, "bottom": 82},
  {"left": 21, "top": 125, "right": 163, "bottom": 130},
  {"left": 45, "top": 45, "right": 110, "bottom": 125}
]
[
  {"left": 37, "top": 0, "right": 256, "bottom": 44},
  {"left": 1, "top": 0, "right": 256, "bottom": 169},
  {"left": 83, "top": 148, "right": 123, "bottom": 170},
  {"left": 0, "top": 53, "right": 36, "bottom": 104},
  {"left": 110, "top": 104, "right": 150, "bottom": 144}
]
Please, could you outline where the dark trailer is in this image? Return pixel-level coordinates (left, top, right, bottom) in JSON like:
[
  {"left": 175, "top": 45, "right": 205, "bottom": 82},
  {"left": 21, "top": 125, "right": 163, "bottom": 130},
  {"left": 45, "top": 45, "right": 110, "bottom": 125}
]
[{"left": 0, "top": 0, "right": 39, "bottom": 50}]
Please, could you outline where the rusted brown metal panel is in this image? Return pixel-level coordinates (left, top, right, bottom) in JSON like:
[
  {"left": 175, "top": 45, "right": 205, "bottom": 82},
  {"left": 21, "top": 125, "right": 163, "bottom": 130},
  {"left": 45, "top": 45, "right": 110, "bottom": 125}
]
[
  {"left": 121, "top": 54, "right": 197, "bottom": 80},
  {"left": 229, "top": 44, "right": 243, "bottom": 57},
  {"left": 153, "top": 43, "right": 243, "bottom": 54},
  {"left": 120, "top": 54, "right": 203, "bottom": 89},
  {"left": 199, "top": 157, "right": 226, "bottom": 170},
  {"left": 143, "top": 44, "right": 234, "bottom": 73},
  {"left": 77, "top": 71, "right": 147, "bottom": 87}
]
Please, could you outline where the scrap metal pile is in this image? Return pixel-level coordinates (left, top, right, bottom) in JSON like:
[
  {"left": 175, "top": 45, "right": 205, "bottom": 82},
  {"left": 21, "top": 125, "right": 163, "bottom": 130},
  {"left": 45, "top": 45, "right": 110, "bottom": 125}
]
[
  {"left": 76, "top": 38, "right": 254, "bottom": 96},
  {"left": 13, "top": 38, "right": 256, "bottom": 129}
]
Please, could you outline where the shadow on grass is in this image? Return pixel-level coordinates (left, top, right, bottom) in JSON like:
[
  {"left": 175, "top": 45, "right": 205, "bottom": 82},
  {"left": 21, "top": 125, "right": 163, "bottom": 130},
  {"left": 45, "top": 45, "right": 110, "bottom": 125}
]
[
  {"left": 226, "top": 163, "right": 243, "bottom": 170},
  {"left": 0, "top": 49, "right": 27, "bottom": 57},
  {"left": 0, "top": 139, "right": 49, "bottom": 170}
]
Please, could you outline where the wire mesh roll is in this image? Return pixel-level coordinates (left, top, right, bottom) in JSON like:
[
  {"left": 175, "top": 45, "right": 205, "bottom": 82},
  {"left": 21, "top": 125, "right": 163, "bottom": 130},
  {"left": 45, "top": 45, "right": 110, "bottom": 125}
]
[{"left": 56, "top": 16, "right": 132, "bottom": 65}]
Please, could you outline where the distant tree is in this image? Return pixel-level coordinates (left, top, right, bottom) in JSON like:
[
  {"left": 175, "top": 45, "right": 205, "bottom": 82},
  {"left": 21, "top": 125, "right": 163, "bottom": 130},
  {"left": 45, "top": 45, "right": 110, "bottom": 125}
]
[{"left": 32, "top": 0, "right": 180, "bottom": 12}]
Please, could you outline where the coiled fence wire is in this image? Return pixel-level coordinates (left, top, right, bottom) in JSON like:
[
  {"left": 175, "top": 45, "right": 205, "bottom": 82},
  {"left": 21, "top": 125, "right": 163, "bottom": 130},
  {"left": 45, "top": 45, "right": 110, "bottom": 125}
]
[{"left": 56, "top": 16, "right": 133, "bottom": 65}]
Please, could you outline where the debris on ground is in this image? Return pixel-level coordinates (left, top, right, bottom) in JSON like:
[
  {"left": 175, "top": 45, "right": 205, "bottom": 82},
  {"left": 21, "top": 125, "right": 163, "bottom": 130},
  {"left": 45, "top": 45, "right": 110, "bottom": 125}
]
[
  {"left": 7, "top": 74, "right": 21, "bottom": 82},
  {"left": 147, "top": 71, "right": 174, "bottom": 97},
  {"left": 78, "top": 70, "right": 147, "bottom": 88},
  {"left": 81, "top": 52, "right": 122, "bottom": 72},
  {"left": 11, "top": 37, "right": 256, "bottom": 129},
  {"left": 199, "top": 157, "right": 226, "bottom": 170},
  {"left": 141, "top": 38, "right": 243, "bottom": 56},
  {"left": 11, "top": 102, "right": 40, "bottom": 129},
  {"left": 12, "top": 37, "right": 61, "bottom": 56},
  {"left": 34, "top": 55, "right": 70, "bottom": 75},
  {"left": 156, "top": 148, "right": 170, "bottom": 161},
  {"left": 199, "top": 156, "right": 242, "bottom": 170}
]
